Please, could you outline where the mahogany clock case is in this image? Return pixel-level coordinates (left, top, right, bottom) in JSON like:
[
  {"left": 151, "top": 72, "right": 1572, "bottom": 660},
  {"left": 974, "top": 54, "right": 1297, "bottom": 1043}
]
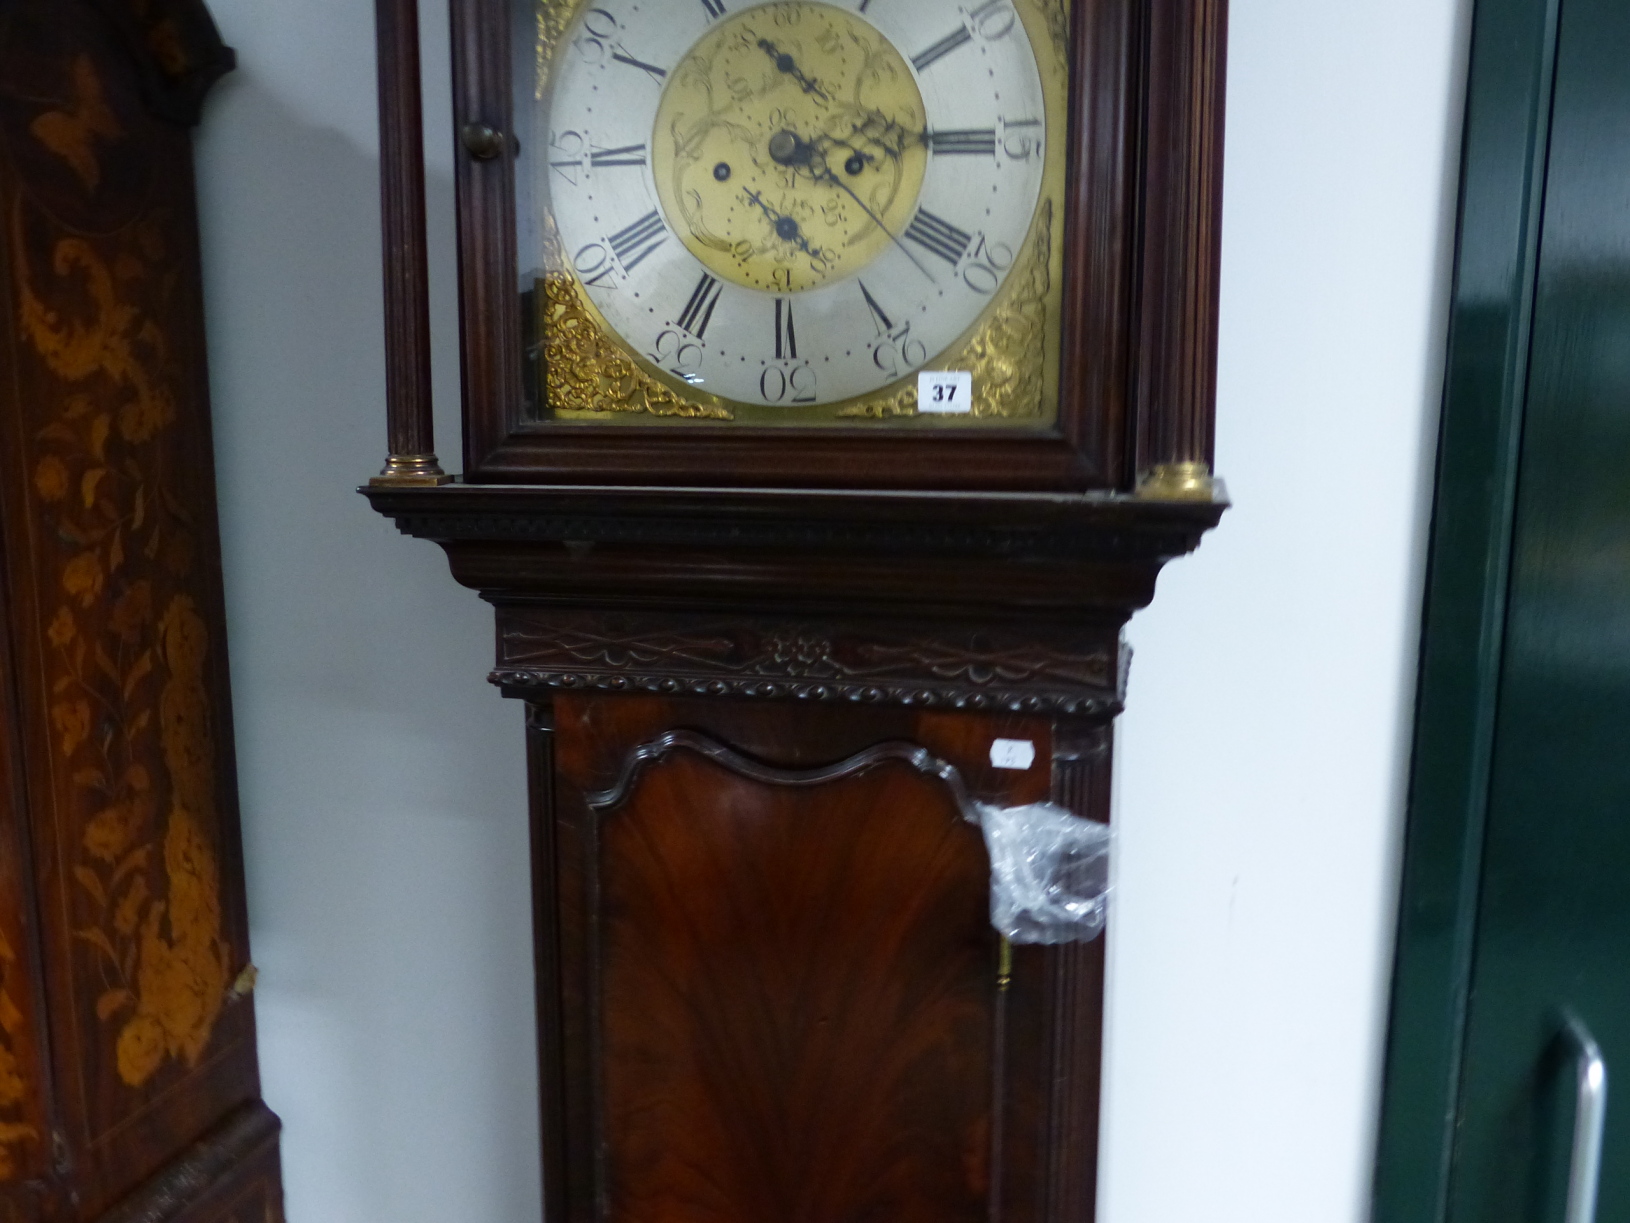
[
  {"left": 529, "top": 695, "right": 1110, "bottom": 1223},
  {"left": 364, "top": 476, "right": 1222, "bottom": 1223},
  {"left": 368, "top": 0, "right": 1229, "bottom": 1220},
  {"left": 448, "top": 0, "right": 1226, "bottom": 489}
]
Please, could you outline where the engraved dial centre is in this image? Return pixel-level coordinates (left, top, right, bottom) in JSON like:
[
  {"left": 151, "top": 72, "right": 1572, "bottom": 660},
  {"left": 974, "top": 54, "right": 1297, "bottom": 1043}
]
[{"left": 651, "top": 1, "right": 929, "bottom": 293}]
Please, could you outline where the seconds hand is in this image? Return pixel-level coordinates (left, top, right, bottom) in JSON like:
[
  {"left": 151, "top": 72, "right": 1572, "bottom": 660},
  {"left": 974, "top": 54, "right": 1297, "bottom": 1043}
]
[{"left": 756, "top": 38, "right": 830, "bottom": 102}]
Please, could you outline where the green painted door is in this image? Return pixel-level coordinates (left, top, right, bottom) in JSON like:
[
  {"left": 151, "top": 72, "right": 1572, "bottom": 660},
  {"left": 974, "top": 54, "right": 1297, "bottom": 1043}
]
[
  {"left": 1448, "top": 0, "right": 1630, "bottom": 1211},
  {"left": 1375, "top": 0, "right": 1630, "bottom": 1218}
]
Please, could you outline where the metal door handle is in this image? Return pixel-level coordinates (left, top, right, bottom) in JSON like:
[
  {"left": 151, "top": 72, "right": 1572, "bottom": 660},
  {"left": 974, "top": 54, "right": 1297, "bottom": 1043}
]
[{"left": 1562, "top": 1013, "right": 1608, "bottom": 1223}]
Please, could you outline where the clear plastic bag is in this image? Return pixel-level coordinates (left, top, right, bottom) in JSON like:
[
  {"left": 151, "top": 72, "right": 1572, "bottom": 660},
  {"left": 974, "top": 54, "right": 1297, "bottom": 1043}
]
[{"left": 971, "top": 802, "right": 1112, "bottom": 945}]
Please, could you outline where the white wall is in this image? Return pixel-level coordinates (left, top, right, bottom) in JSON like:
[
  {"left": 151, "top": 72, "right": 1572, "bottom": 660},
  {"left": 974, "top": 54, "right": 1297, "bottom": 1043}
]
[
  {"left": 194, "top": 0, "right": 1469, "bottom": 1220},
  {"left": 1105, "top": 1, "right": 1470, "bottom": 1220},
  {"left": 197, "top": 3, "right": 541, "bottom": 1220}
]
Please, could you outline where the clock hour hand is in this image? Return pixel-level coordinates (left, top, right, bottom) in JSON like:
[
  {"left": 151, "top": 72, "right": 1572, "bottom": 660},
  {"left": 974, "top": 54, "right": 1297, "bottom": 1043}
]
[
  {"left": 756, "top": 38, "right": 830, "bottom": 103},
  {"left": 768, "top": 130, "right": 934, "bottom": 281}
]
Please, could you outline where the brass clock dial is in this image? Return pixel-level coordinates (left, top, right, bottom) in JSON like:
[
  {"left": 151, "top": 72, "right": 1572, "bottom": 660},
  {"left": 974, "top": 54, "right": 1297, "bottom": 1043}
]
[
  {"left": 527, "top": 0, "right": 1059, "bottom": 416},
  {"left": 651, "top": 3, "right": 929, "bottom": 294}
]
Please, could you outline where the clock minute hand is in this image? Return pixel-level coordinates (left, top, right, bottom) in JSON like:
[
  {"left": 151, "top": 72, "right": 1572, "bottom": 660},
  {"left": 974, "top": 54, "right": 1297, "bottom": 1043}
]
[{"left": 816, "top": 167, "right": 933, "bottom": 281}]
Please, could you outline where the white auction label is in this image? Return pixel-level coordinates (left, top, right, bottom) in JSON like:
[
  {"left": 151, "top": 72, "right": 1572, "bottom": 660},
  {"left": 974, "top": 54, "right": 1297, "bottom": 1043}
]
[
  {"left": 989, "top": 739, "right": 1037, "bottom": 770},
  {"left": 918, "top": 370, "right": 973, "bottom": 414}
]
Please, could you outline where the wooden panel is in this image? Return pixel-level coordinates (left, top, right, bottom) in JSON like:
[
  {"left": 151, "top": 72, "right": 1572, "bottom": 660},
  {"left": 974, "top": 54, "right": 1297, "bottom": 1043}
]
[
  {"left": 0, "top": 545, "right": 54, "bottom": 1210},
  {"left": 538, "top": 694, "right": 1096, "bottom": 1223},
  {"left": 100, "top": 1102, "right": 283, "bottom": 1223},
  {"left": 0, "top": 3, "right": 275, "bottom": 1217},
  {"left": 496, "top": 605, "right": 1124, "bottom": 717},
  {"left": 600, "top": 749, "right": 994, "bottom": 1223},
  {"left": 1042, "top": 722, "right": 1111, "bottom": 1223},
  {"left": 1134, "top": 0, "right": 1229, "bottom": 475}
]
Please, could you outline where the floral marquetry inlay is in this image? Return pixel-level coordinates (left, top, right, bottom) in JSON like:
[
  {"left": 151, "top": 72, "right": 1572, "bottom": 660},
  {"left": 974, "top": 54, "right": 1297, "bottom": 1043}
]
[
  {"left": 0, "top": 6, "right": 279, "bottom": 1214},
  {"left": 14, "top": 155, "right": 231, "bottom": 1091},
  {"left": 28, "top": 56, "right": 124, "bottom": 192},
  {"left": 0, "top": 926, "right": 38, "bottom": 1180}
]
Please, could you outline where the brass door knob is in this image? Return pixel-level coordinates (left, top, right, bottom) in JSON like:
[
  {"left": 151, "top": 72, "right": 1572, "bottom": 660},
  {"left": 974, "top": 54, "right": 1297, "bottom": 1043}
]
[{"left": 461, "top": 122, "right": 506, "bottom": 161}]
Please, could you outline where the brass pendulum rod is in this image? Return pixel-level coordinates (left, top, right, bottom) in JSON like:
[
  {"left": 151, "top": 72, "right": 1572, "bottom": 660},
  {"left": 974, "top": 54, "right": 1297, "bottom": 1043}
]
[{"left": 370, "top": 0, "right": 451, "bottom": 487}]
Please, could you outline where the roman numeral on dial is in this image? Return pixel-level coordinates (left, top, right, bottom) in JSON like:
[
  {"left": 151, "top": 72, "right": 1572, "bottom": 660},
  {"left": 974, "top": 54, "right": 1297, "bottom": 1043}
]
[
  {"left": 677, "top": 273, "right": 723, "bottom": 338},
  {"left": 700, "top": 0, "right": 726, "bottom": 17},
  {"left": 859, "top": 281, "right": 893, "bottom": 334},
  {"left": 590, "top": 142, "right": 647, "bottom": 167},
  {"left": 611, "top": 49, "right": 667, "bottom": 83},
  {"left": 774, "top": 298, "right": 797, "bottom": 360},
  {"left": 911, "top": 25, "right": 971, "bottom": 71},
  {"left": 903, "top": 209, "right": 973, "bottom": 266},
  {"left": 608, "top": 210, "right": 666, "bottom": 272},
  {"left": 929, "top": 129, "right": 996, "bottom": 156}
]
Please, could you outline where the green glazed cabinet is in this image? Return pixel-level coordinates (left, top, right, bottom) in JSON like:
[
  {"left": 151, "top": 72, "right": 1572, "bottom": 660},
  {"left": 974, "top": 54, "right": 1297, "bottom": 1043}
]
[{"left": 1375, "top": 0, "right": 1630, "bottom": 1218}]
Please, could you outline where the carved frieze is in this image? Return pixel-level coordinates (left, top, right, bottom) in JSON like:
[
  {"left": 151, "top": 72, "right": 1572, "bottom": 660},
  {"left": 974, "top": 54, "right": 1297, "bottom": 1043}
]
[{"left": 496, "top": 608, "right": 1122, "bottom": 715}]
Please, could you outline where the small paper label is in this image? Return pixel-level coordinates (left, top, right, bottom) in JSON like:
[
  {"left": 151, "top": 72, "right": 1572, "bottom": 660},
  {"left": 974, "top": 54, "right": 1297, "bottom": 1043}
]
[
  {"left": 990, "top": 739, "right": 1037, "bottom": 771},
  {"left": 918, "top": 370, "right": 973, "bottom": 414}
]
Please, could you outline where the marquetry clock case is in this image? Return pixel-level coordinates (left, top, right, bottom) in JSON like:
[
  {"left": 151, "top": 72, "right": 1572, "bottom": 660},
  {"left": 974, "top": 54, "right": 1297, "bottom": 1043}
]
[
  {"left": 0, "top": 3, "right": 283, "bottom": 1221},
  {"left": 365, "top": 0, "right": 1228, "bottom": 1217}
]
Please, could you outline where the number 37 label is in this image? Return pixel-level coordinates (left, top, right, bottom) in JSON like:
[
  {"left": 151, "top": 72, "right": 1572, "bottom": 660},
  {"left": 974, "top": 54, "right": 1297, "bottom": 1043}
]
[{"left": 917, "top": 370, "right": 973, "bottom": 414}]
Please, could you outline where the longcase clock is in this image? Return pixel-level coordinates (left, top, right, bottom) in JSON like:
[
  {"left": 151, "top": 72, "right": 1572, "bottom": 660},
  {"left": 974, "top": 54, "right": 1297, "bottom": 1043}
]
[
  {"left": 0, "top": 3, "right": 285, "bottom": 1220},
  {"left": 365, "top": 0, "right": 1228, "bottom": 1215}
]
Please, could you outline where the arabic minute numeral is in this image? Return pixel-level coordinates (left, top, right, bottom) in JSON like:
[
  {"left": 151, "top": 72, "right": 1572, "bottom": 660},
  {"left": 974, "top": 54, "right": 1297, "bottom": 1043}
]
[
  {"left": 572, "top": 8, "right": 666, "bottom": 83},
  {"left": 1001, "top": 118, "right": 1041, "bottom": 160},
  {"left": 760, "top": 364, "right": 816, "bottom": 403},
  {"left": 912, "top": 0, "right": 1013, "bottom": 70},
  {"left": 903, "top": 209, "right": 974, "bottom": 266},
  {"left": 968, "top": 0, "right": 1017, "bottom": 38},
  {"left": 962, "top": 233, "right": 1014, "bottom": 294},
  {"left": 774, "top": 297, "right": 797, "bottom": 360},
  {"left": 573, "top": 242, "right": 617, "bottom": 289},
  {"left": 607, "top": 210, "right": 667, "bottom": 272},
  {"left": 549, "top": 130, "right": 585, "bottom": 185},
  {"left": 649, "top": 329, "right": 703, "bottom": 378},
  {"left": 572, "top": 9, "right": 619, "bottom": 62},
  {"left": 676, "top": 273, "right": 723, "bottom": 339},
  {"left": 871, "top": 322, "right": 928, "bottom": 378}
]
